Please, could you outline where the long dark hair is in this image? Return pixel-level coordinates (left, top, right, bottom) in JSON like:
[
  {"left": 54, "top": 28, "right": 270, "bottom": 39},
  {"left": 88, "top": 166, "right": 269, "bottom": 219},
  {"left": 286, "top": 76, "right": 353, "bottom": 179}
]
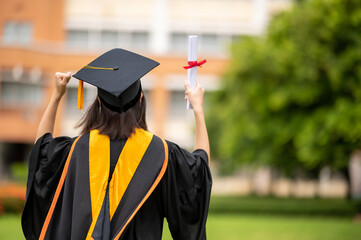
[{"left": 76, "top": 93, "right": 147, "bottom": 140}]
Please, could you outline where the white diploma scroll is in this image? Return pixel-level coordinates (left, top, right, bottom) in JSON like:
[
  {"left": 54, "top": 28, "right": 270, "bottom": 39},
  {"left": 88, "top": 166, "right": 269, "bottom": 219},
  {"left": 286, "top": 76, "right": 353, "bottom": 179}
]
[{"left": 187, "top": 35, "right": 198, "bottom": 109}]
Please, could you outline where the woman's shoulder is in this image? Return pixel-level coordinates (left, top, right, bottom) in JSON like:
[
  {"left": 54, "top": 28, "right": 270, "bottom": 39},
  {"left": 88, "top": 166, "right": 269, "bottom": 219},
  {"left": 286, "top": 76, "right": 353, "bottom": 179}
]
[
  {"left": 165, "top": 139, "right": 208, "bottom": 161},
  {"left": 148, "top": 132, "right": 208, "bottom": 164},
  {"left": 34, "top": 133, "right": 80, "bottom": 148}
]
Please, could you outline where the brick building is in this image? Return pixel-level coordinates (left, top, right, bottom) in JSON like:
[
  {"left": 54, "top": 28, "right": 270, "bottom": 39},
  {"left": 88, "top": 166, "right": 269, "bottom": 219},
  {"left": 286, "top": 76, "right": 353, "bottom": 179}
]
[{"left": 0, "top": 0, "right": 291, "bottom": 178}]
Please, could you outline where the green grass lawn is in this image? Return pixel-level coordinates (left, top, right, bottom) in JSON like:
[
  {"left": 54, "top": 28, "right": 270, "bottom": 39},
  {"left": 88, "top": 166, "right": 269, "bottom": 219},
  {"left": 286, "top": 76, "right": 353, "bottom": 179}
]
[
  {"left": 2, "top": 214, "right": 360, "bottom": 240},
  {"left": 0, "top": 214, "right": 24, "bottom": 240},
  {"left": 163, "top": 214, "right": 361, "bottom": 240},
  {"left": 209, "top": 196, "right": 359, "bottom": 217}
]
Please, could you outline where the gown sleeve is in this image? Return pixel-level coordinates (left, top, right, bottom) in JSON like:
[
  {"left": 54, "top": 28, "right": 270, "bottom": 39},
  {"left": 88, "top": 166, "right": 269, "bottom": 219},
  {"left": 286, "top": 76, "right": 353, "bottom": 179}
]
[
  {"left": 21, "top": 133, "right": 75, "bottom": 240},
  {"left": 161, "top": 141, "right": 212, "bottom": 240}
]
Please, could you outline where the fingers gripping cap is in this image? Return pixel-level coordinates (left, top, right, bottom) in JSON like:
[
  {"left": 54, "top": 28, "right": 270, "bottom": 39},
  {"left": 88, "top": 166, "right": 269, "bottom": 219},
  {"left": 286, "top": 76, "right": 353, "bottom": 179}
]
[{"left": 72, "top": 48, "right": 159, "bottom": 112}]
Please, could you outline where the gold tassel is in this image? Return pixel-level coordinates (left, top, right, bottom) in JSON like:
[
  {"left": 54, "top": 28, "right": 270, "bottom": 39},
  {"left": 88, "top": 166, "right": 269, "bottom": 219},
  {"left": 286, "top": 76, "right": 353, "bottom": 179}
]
[
  {"left": 82, "top": 65, "right": 118, "bottom": 70},
  {"left": 78, "top": 80, "right": 84, "bottom": 110}
]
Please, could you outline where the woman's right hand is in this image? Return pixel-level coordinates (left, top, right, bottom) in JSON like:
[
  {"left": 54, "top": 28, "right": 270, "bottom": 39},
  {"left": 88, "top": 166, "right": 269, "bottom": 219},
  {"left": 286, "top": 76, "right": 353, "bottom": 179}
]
[
  {"left": 185, "top": 79, "right": 210, "bottom": 160},
  {"left": 54, "top": 72, "right": 71, "bottom": 100},
  {"left": 184, "top": 79, "right": 205, "bottom": 113}
]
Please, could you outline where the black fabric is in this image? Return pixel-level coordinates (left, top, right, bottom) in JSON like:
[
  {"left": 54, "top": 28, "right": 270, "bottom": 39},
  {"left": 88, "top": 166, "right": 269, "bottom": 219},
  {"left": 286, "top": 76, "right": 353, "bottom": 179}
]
[
  {"left": 117, "top": 141, "right": 212, "bottom": 240},
  {"left": 112, "top": 135, "right": 165, "bottom": 239},
  {"left": 21, "top": 134, "right": 76, "bottom": 240},
  {"left": 93, "top": 188, "right": 111, "bottom": 240},
  {"left": 109, "top": 140, "right": 125, "bottom": 178},
  {"left": 21, "top": 132, "right": 212, "bottom": 240},
  {"left": 98, "top": 83, "right": 142, "bottom": 113},
  {"left": 44, "top": 134, "right": 92, "bottom": 240},
  {"left": 162, "top": 142, "right": 212, "bottom": 240},
  {"left": 94, "top": 139, "right": 124, "bottom": 240}
]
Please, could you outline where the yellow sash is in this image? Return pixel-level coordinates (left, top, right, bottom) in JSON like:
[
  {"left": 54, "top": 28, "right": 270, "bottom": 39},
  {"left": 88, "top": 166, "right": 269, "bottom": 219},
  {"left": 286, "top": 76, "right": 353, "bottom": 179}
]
[{"left": 86, "top": 128, "right": 153, "bottom": 240}]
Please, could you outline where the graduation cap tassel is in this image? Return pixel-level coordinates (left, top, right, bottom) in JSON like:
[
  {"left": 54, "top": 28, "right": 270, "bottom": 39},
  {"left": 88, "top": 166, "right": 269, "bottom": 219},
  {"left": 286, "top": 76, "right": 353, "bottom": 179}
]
[{"left": 78, "top": 80, "right": 84, "bottom": 110}]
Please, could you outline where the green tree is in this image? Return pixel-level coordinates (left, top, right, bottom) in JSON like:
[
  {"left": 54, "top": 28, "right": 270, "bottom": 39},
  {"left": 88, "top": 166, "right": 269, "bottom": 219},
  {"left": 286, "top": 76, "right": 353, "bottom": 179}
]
[{"left": 208, "top": 0, "right": 361, "bottom": 177}]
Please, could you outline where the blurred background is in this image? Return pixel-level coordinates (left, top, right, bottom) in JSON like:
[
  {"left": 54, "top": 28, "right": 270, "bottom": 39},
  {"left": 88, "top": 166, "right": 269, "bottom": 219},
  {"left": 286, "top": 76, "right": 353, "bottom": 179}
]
[{"left": 0, "top": 0, "right": 361, "bottom": 239}]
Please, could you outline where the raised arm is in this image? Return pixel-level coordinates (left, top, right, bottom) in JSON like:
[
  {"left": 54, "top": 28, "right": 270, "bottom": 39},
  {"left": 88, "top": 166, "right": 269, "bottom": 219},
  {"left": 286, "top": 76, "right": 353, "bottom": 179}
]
[
  {"left": 35, "top": 72, "right": 71, "bottom": 142},
  {"left": 185, "top": 79, "right": 210, "bottom": 163}
]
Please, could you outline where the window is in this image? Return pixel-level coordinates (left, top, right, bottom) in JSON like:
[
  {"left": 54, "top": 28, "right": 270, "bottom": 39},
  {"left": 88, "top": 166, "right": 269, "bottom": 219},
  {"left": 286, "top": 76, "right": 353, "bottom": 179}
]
[
  {"left": 170, "top": 33, "right": 226, "bottom": 54},
  {"left": 2, "top": 22, "right": 33, "bottom": 45},
  {"left": 118, "top": 32, "right": 132, "bottom": 49},
  {"left": 166, "top": 89, "right": 194, "bottom": 149},
  {"left": 131, "top": 32, "right": 149, "bottom": 50},
  {"left": 18, "top": 22, "right": 32, "bottom": 45},
  {"left": 0, "top": 69, "right": 43, "bottom": 107},
  {"left": 66, "top": 30, "right": 89, "bottom": 48},
  {"left": 200, "top": 34, "right": 222, "bottom": 53},
  {"left": 1, "top": 82, "right": 43, "bottom": 107},
  {"left": 65, "top": 29, "right": 150, "bottom": 50},
  {"left": 101, "top": 31, "right": 118, "bottom": 48},
  {"left": 3, "top": 22, "right": 17, "bottom": 43},
  {"left": 170, "top": 33, "right": 188, "bottom": 52},
  {"left": 169, "top": 90, "right": 187, "bottom": 119}
]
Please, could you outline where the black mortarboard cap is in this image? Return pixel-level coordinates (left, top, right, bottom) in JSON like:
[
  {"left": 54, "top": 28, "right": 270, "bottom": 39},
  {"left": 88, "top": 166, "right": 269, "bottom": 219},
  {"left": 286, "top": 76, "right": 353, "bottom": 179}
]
[{"left": 72, "top": 48, "right": 159, "bottom": 113}]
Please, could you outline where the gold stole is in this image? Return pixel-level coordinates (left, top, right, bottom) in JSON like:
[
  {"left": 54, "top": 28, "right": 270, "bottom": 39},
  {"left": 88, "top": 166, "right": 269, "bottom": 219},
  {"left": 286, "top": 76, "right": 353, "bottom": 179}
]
[{"left": 86, "top": 128, "right": 153, "bottom": 240}]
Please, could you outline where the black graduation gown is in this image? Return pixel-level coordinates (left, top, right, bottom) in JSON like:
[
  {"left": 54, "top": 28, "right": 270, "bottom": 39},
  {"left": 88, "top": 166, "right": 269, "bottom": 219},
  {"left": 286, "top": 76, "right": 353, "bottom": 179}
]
[{"left": 21, "top": 130, "right": 212, "bottom": 240}]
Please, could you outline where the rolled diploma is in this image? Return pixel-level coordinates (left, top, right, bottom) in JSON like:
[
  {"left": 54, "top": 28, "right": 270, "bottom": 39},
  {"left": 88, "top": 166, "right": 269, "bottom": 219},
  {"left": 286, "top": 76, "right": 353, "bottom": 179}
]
[{"left": 187, "top": 35, "right": 198, "bottom": 109}]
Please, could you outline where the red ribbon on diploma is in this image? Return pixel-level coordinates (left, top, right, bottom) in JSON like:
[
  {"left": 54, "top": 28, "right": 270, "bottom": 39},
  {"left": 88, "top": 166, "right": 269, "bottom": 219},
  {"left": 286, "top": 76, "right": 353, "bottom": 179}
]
[{"left": 183, "top": 59, "right": 207, "bottom": 69}]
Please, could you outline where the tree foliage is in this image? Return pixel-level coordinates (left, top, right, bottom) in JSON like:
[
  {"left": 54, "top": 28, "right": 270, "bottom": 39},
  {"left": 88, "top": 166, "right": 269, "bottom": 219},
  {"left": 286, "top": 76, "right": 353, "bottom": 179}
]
[{"left": 207, "top": 0, "right": 361, "bottom": 176}]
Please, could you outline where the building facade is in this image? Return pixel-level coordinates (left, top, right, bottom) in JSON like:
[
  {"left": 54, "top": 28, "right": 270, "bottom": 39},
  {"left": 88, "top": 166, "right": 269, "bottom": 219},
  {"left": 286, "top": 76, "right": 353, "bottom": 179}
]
[{"left": 0, "top": 0, "right": 291, "bottom": 177}]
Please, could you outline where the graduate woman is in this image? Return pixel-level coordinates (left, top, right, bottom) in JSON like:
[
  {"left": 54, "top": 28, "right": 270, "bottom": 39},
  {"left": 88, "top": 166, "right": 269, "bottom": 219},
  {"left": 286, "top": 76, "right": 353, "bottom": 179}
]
[{"left": 21, "top": 48, "right": 212, "bottom": 240}]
